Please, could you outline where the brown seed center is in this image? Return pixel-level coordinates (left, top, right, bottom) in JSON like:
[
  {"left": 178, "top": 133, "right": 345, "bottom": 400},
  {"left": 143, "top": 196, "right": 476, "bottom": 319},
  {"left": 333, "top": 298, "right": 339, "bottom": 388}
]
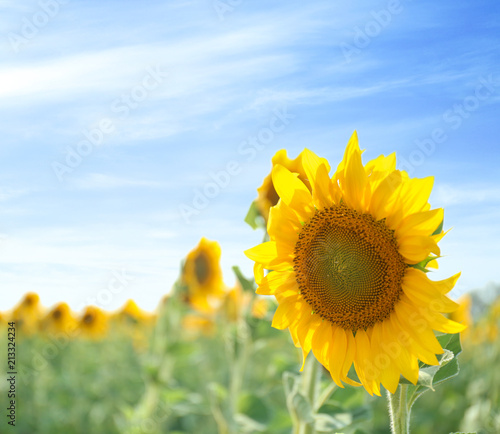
[
  {"left": 194, "top": 252, "right": 210, "bottom": 285},
  {"left": 293, "top": 204, "right": 407, "bottom": 331}
]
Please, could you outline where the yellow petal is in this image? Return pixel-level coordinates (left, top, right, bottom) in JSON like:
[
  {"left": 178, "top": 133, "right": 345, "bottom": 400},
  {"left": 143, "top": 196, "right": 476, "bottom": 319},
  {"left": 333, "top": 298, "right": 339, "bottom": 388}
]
[
  {"left": 271, "top": 294, "right": 303, "bottom": 330},
  {"left": 371, "top": 322, "right": 399, "bottom": 394},
  {"left": 402, "top": 268, "right": 459, "bottom": 313},
  {"left": 394, "top": 301, "right": 444, "bottom": 355},
  {"left": 398, "top": 235, "right": 440, "bottom": 264},
  {"left": 272, "top": 164, "right": 312, "bottom": 209},
  {"left": 311, "top": 320, "right": 333, "bottom": 370},
  {"left": 434, "top": 272, "right": 461, "bottom": 295},
  {"left": 369, "top": 171, "right": 403, "bottom": 221},
  {"left": 245, "top": 241, "right": 278, "bottom": 263},
  {"left": 254, "top": 263, "right": 264, "bottom": 285},
  {"left": 383, "top": 317, "right": 419, "bottom": 384},
  {"left": 327, "top": 326, "right": 347, "bottom": 387},
  {"left": 396, "top": 208, "right": 444, "bottom": 238},
  {"left": 343, "top": 145, "right": 368, "bottom": 213},
  {"left": 298, "top": 314, "right": 322, "bottom": 371},
  {"left": 399, "top": 176, "right": 434, "bottom": 217},
  {"left": 256, "top": 271, "right": 297, "bottom": 296},
  {"left": 268, "top": 206, "right": 299, "bottom": 249},
  {"left": 354, "top": 329, "right": 381, "bottom": 396},
  {"left": 301, "top": 149, "right": 337, "bottom": 209}
]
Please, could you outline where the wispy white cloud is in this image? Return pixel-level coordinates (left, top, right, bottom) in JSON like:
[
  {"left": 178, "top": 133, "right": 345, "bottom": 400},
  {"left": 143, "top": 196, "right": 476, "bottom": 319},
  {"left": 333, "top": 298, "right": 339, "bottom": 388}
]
[
  {"left": 0, "top": 186, "right": 32, "bottom": 201},
  {"left": 71, "top": 173, "right": 166, "bottom": 190},
  {"left": 433, "top": 184, "right": 500, "bottom": 206}
]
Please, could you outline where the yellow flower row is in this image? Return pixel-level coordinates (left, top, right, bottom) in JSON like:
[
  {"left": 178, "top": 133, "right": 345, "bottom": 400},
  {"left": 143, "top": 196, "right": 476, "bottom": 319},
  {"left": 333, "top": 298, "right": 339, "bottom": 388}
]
[{"left": 0, "top": 293, "right": 156, "bottom": 339}]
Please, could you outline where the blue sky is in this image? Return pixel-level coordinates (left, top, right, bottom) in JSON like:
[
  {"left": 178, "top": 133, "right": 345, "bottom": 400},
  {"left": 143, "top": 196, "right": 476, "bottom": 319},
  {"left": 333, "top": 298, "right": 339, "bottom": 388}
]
[{"left": 1, "top": 0, "right": 499, "bottom": 311}]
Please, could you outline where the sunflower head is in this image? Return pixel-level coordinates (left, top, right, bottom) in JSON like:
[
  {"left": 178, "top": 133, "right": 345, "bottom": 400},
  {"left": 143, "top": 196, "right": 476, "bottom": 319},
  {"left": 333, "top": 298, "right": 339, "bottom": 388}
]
[
  {"left": 251, "top": 296, "right": 270, "bottom": 320},
  {"left": 245, "top": 132, "right": 465, "bottom": 396},
  {"left": 43, "top": 302, "right": 78, "bottom": 335},
  {"left": 220, "top": 283, "right": 252, "bottom": 323},
  {"left": 182, "top": 313, "right": 216, "bottom": 338},
  {"left": 12, "top": 292, "right": 44, "bottom": 335},
  {"left": 79, "top": 306, "right": 109, "bottom": 339},
  {"left": 114, "top": 299, "right": 156, "bottom": 327},
  {"left": 180, "top": 238, "right": 226, "bottom": 313}
]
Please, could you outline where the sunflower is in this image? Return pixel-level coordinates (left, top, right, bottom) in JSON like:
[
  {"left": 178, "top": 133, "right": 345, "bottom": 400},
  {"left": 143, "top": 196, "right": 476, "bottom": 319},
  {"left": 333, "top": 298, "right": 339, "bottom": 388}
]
[
  {"left": 450, "top": 294, "right": 472, "bottom": 341},
  {"left": 43, "top": 302, "right": 78, "bottom": 335},
  {"left": 78, "top": 306, "right": 109, "bottom": 338},
  {"left": 113, "top": 299, "right": 156, "bottom": 327},
  {"left": 255, "top": 150, "right": 329, "bottom": 223},
  {"left": 182, "top": 313, "right": 216, "bottom": 337},
  {"left": 181, "top": 238, "right": 226, "bottom": 313},
  {"left": 245, "top": 132, "right": 465, "bottom": 396},
  {"left": 11, "top": 292, "right": 44, "bottom": 335},
  {"left": 251, "top": 296, "right": 271, "bottom": 320}
]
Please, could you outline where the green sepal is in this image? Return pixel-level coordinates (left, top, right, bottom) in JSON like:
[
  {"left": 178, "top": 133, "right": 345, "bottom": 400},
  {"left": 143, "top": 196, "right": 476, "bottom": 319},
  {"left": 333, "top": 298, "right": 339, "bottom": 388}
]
[
  {"left": 432, "top": 219, "right": 444, "bottom": 236},
  {"left": 409, "top": 255, "right": 440, "bottom": 273},
  {"left": 244, "top": 201, "right": 265, "bottom": 230}
]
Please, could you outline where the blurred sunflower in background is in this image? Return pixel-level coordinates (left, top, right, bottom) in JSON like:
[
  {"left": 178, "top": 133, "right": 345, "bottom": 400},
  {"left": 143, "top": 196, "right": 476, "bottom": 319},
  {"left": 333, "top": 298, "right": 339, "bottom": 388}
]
[
  {"left": 221, "top": 283, "right": 246, "bottom": 323},
  {"left": 245, "top": 132, "right": 465, "bottom": 396},
  {"left": 113, "top": 299, "right": 156, "bottom": 327},
  {"left": 79, "top": 306, "right": 109, "bottom": 339},
  {"left": 42, "top": 302, "right": 78, "bottom": 335},
  {"left": 450, "top": 294, "right": 472, "bottom": 341},
  {"left": 470, "top": 295, "right": 499, "bottom": 344},
  {"left": 181, "top": 237, "right": 226, "bottom": 313},
  {"left": 0, "top": 311, "right": 7, "bottom": 327},
  {"left": 11, "top": 292, "right": 44, "bottom": 335},
  {"left": 182, "top": 313, "right": 216, "bottom": 337},
  {"left": 250, "top": 296, "right": 270, "bottom": 320}
]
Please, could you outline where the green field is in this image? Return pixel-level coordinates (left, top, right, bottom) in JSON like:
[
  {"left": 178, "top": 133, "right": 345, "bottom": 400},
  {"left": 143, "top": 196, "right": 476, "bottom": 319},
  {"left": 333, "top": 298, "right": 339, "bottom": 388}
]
[{"left": 1, "top": 284, "right": 498, "bottom": 434}]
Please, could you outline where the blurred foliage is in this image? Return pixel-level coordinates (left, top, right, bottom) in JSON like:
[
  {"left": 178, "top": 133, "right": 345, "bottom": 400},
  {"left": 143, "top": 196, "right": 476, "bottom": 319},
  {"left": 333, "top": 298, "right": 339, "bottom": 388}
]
[{"left": 0, "top": 281, "right": 499, "bottom": 433}]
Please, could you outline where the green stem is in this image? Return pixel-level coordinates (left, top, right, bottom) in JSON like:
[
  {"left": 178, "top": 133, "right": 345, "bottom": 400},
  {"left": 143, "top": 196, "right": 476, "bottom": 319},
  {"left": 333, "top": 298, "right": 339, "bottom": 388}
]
[
  {"left": 387, "top": 384, "right": 411, "bottom": 434},
  {"left": 314, "top": 381, "right": 337, "bottom": 412},
  {"left": 298, "top": 353, "right": 320, "bottom": 434}
]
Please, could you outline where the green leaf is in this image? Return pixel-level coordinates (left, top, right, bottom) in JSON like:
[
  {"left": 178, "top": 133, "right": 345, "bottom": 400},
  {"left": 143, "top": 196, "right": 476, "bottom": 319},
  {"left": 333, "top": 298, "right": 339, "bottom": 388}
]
[
  {"left": 238, "top": 393, "right": 270, "bottom": 423},
  {"left": 232, "top": 266, "right": 256, "bottom": 292},
  {"left": 283, "top": 372, "right": 314, "bottom": 425},
  {"left": 400, "top": 333, "right": 463, "bottom": 406},
  {"left": 234, "top": 413, "right": 266, "bottom": 433},
  {"left": 290, "top": 392, "right": 314, "bottom": 425},
  {"left": 432, "top": 357, "right": 459, "bottom": 386},
  {"left": 283, "top": 372, "right": 299, "bottom": 397},
  {"left": 436, "top": 332, "right": 462, "bottom": 357},
  {"left": 314, "top": 412, "right": 352, "bottom": 432},
  {"left": 244, "top": 201, "right": 264, "bottom": 230}
]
